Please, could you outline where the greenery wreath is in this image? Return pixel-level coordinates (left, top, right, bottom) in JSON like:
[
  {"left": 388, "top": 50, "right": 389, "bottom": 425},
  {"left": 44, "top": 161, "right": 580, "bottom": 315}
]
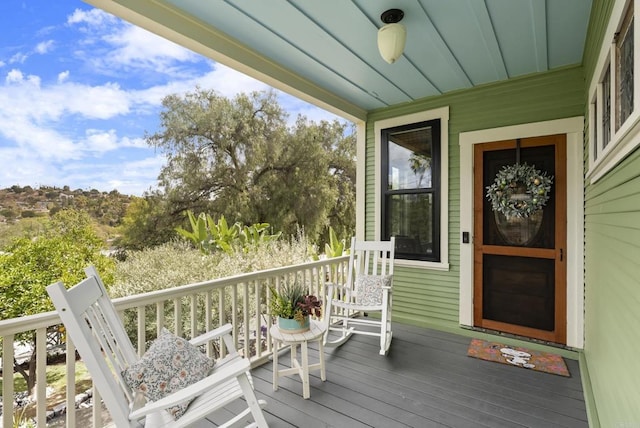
[{"left": 486, "top": 163, "right": 553, "bottom": 218}]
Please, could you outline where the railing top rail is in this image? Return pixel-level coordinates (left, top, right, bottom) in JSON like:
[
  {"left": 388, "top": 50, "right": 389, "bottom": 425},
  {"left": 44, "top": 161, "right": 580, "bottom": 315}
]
[
  {"left": 111, "top": 255, "right": 348, "bottom": 310},
  {"left": 0, "top": 310, "right": 59, "bottom": 336}
]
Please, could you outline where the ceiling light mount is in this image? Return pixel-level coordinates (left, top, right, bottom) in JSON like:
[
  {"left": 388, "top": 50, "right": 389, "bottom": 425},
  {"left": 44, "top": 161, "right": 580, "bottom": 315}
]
[
  {"left": 378, "top": 8, "right": 406, "bottom": 64},
  {"left": 380, "top": 9, "right": 404, "bottom": 24}
]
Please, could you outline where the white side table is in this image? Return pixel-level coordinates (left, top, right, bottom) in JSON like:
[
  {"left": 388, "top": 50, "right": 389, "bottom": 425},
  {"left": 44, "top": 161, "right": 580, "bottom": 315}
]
[{"left": 271, "top": 319, "right": 326, "bottom": 399}]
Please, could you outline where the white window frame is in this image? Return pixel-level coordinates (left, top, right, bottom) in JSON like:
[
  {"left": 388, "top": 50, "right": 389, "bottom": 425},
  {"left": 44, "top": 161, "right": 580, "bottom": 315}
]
[
  {"left": 374, "top": 107, "right": 449, "bottom": 271},
  {"left": 588, "top": 0, "right": 640, "bottom": 183}
]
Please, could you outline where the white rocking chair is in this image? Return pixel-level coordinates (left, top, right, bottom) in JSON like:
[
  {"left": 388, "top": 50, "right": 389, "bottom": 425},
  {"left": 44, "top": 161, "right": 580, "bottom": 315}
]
[
  {"left": 46, "top": 266, "right": 268, "bottom": 428},
  {"left": 323, "top": 237, "right": 395, "bottom": 355}
]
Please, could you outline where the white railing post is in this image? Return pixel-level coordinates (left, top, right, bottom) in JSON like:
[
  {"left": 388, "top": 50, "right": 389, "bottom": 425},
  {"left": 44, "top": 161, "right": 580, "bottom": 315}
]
[
  {"left": 2, "top": 333, "right": 15, "bottom": 428},
  {"left": 136, "top": 306, "right": 145, "bottom": 356},
  {"left": 242, "top": 282, "right": 250, "bottom": 358},
  {"left": 174, "top": 298, "right": 182, "bottom": 337},
  {"left": 92, "top": 386, "right": 102, "bottom": 428},
  {"left": 190, "top": 294, "right": 197, "bottom": 338},
  {"left": 156, "top": 302, "right": 164, "bottom": 336},
  {"left": 65, "top": 337, "right": 76, "bottom": 428},
  {"left": 35, "top": 327, "right": 47, "bottom": 427}
]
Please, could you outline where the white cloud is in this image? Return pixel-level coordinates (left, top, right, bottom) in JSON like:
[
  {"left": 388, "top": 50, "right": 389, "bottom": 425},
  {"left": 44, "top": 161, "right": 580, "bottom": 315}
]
[
  {"left": 67, "top": 8, "right": 201, "bottom": 77},
  {"left": 61, "top": 82, "right": 131, "bottom": 119},
  {"left": 82, "top": 129, "right": 147, "bottom": 153},
  {"left": 57, "top": 71, "right": 70, "bottom": 83},
  {"left": 9, "top": 52, "right": 28, "bottom": 64},
  {"left": 35, "top": 40, "right": 54, "bottom": 54},
  {"left": 67, "top": 8, "right": 115, "bottom": 27},
  {"left": 2, "top": 69, "right": 130, "bottom": 122},
  {"left": 102, "top": 25, "right": 201, "bottom": 72},
  {"left": 5, "top": 69, "right": 26, "bottom": 84},
  {"left": 58, "top": 153, "right": 165, "bottom": 195}
]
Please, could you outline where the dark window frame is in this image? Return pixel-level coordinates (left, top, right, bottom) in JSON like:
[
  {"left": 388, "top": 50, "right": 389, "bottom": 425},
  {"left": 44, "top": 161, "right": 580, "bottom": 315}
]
[{"left": 381, "top": 119, "right": 441, "bottom": 262}]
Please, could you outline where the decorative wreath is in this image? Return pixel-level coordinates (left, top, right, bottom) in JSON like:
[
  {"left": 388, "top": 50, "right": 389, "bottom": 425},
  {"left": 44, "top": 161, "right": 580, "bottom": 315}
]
[{"left": 486, "top": 163, "right": 553, "bottom": 218}]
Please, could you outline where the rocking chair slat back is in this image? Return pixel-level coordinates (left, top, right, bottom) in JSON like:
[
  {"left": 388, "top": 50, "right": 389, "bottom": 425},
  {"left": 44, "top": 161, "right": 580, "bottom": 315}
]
[{"left": 48, "top": 276, "right": 139, "bottom": 427}]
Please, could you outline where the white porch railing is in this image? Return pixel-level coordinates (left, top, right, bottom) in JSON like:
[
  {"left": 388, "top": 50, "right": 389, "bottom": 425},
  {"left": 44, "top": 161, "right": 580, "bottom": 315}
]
[{"left": 0, "top": 256, "right": 348, "bottom": 428}]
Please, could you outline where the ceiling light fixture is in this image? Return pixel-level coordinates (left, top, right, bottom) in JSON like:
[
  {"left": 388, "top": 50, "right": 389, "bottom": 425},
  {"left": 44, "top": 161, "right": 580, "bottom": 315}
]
[{"left": 377, "top": 8, "right": 406, "bottom": 64}]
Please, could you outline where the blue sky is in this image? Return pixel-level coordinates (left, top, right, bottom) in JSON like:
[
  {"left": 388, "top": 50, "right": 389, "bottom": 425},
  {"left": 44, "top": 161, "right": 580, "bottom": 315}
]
[{"left": 0, "top": 1, "right": 342, "bottom": 196}]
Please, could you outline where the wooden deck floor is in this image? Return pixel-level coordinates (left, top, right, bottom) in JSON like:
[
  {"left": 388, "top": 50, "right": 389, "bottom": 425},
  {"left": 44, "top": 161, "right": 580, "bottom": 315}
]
[{"left": 204, "top": 322, "right": 589, "bottom": 428}]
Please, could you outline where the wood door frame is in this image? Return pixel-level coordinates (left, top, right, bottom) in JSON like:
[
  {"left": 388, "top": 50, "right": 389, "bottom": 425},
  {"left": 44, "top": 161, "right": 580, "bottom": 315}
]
[
  {"left": 473, "top": 136, "right": 567, "bottom": 343},
  {"left": 458, "top": 117, "right": 585, "bottom": 349}
]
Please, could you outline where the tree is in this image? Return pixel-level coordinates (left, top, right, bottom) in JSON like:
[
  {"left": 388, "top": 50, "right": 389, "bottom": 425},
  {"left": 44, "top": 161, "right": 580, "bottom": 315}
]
[
  {"left": 116, "top": 193, "right": 178, "bottom": 252},
  {"left": 0, "top": 209, "right": 115, "bottom": 393},
  {"left": 145, "top": 88, "right": 355, "bottom": 245}
]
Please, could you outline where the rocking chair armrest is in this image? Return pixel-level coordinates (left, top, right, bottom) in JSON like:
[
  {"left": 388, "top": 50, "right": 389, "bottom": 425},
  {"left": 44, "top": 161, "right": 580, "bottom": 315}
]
[
  {"left": 128, "top": 354, "right": 250, "bottom": 421},
  {"left": 189, "top": 323, "right": 233, "bottom": 347}
]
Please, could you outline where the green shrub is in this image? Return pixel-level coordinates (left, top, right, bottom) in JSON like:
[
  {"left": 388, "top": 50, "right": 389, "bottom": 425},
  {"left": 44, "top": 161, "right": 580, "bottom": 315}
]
[{"left": 111, "top": 235, "right": 312, "bottom": 347}]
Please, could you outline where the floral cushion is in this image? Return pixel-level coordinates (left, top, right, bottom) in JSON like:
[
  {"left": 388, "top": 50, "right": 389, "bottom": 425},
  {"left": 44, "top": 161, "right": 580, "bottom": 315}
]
[
  {"left": 355, "top": 275, "right": 392, "bottom": 306},
  {"left": 122, "top": 328, "right": 215, "bottom": 419}
]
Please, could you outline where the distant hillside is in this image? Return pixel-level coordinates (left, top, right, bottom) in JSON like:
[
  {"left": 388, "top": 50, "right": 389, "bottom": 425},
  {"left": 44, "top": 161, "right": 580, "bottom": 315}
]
[{"left": 0, "top": 184, "right": 134, "bottom": 227}]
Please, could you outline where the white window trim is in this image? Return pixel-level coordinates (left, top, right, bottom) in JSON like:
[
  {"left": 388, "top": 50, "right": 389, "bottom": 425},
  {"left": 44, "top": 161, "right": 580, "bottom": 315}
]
[
  {"left": 459, "top": 116, "right": 585, "bottom": 349},
  {"left": 588, "top": 0, "right": 640, "bottom": 183},
  {"left": 374, "top": 106, "right": 450, "bottom": 271}
]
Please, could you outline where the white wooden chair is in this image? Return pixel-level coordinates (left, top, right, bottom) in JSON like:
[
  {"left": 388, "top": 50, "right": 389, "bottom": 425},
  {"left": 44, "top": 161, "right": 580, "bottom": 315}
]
[
  {"left": 46, "top": 266, "right": 268, "bottom": 428},
  {"left": 323, "top": 237, "right": 395, "bottom": 355}
]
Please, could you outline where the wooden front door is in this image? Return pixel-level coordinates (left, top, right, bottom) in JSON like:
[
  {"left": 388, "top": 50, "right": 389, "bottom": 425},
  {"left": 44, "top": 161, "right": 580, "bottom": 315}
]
[{"left": 473, "top": 135, "right": 567, "bottom": 344}]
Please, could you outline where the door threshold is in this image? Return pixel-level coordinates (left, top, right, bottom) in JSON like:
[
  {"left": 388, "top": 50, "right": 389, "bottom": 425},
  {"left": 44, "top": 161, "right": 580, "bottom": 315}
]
[{"left": 461, "top": 325, "right": 575, "bottom": 352}]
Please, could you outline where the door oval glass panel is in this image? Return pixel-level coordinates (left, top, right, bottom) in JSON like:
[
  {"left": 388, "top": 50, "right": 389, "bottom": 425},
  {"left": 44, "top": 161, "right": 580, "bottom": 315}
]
[{"left": 494, "top": 210, "right": 543, "bottom": 246}]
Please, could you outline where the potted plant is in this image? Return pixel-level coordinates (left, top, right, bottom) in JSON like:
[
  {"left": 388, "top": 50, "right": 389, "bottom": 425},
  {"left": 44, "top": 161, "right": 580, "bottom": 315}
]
[{"left": 269, "top": 281, "right": 322, "bottom": 333}]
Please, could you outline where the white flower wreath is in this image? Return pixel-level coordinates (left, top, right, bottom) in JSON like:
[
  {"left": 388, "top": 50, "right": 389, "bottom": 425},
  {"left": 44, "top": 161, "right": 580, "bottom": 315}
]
[{"left": 486, "top": 163, "right": 553, "bottom": 218}]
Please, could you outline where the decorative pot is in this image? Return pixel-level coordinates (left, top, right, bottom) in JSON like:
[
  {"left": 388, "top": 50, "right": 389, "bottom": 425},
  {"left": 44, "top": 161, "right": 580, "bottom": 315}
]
[{"left": 277, "top": 316, "right": 310, "bottom": 333}]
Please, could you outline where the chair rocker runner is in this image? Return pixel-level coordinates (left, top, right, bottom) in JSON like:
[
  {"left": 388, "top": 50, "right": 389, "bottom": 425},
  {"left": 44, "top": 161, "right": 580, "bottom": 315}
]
[
  {"left": 46, "top": 266, "right": 268, "bottom": 428},
  {"left": 323, "top": 237, "right": 395, "bottom": 355}
]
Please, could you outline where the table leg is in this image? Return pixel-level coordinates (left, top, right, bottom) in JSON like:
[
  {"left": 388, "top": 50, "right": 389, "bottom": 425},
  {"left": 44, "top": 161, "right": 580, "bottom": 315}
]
[
  {"left": 301, "top": 340, "right": 310, "bottom": 399},
  {"left": 290, "top": 341, "right": 297, "bottom": 368},
  {"left": 318, "top": 337, "right": 326, "bottom": 381}
]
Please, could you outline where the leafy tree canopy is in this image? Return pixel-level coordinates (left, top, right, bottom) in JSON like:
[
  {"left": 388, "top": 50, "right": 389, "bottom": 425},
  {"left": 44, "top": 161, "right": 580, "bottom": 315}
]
[
  {"left": 140, "top": 88, "right": 355, "bottom": 246},
  {"left": 116, "top": 193, "right": 177, "bottom": 252},
  {"left": 0, "top": 209, "right": 115, "bottom": 320}
]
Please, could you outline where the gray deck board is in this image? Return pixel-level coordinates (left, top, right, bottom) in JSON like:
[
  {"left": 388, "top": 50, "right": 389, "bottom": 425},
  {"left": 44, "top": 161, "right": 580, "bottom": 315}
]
[{"left": 206, "top": 322, "right": 588, "bottom": 427}]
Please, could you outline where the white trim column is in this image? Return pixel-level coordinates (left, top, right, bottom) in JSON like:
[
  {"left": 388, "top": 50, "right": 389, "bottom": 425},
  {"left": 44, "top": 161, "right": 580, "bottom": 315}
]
[{"left": 355, "top": 120, "right": 366, "bottom": 240}]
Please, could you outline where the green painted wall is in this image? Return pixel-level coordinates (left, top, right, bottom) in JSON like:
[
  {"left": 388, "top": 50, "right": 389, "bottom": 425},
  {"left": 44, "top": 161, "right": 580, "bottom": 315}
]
[
  {"left": 365, "top": 66, "right": 585, "bottom": 331},
  {"left": 582, "top": 0, "right": 640, "bottom": 425}
]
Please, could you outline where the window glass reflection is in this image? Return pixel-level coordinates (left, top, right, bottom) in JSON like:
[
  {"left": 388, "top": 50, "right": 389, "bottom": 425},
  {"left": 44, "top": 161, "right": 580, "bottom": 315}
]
[
  {"left": 388, "top": 127, "right": 432, "bottom": 190},
  {"left": 386, "top": 193, "right": 433, "bottom": 257}
]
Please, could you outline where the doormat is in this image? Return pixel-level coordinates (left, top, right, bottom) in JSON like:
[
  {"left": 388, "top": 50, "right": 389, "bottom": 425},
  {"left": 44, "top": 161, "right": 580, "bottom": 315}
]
[{"left": 467, "top": 339, "right": 570, "bottom": 377}]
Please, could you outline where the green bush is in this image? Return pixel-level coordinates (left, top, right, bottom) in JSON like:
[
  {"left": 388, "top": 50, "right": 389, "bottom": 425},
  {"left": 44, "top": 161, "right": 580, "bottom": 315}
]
[
  {"left": 111, "top": 235, "right": 312, "bottom": 347},
  {"left": 112, "top": 235, "right": 310, "bottom": 296}
]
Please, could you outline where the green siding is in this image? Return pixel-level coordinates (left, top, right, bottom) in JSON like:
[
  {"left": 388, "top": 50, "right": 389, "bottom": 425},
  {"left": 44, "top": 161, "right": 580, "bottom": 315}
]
[
  {"left": 583, "top": 151, "right": 640, "bottom": 426},
  {"left": 365, "top": 66, "right": 584, "bottom": 331},
  {"left": 582, "top": 1, "right": 640, "bottom": 425}
]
